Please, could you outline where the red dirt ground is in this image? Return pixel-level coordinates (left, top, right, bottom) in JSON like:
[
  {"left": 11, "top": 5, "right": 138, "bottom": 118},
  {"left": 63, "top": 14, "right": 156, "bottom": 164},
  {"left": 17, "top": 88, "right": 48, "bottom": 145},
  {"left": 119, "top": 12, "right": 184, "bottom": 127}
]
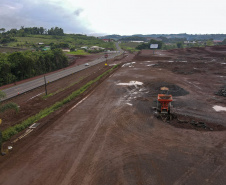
[{"left": 0, "top": 47, "right": 226, "bottom": 185}]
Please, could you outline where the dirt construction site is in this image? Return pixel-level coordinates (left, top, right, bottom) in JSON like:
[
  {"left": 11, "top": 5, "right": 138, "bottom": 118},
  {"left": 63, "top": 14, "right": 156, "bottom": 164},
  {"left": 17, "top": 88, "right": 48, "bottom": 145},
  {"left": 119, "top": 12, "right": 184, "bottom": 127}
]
[{"left": 0, "top": 46, "right": 226, "bottom": 185}]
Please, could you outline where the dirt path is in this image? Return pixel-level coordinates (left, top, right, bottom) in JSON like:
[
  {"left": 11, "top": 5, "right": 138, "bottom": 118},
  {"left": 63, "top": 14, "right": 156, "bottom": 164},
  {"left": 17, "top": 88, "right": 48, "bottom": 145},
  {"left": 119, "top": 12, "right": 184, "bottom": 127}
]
[{"left": 0, "top": 47, "right": 226, "bottom": 185}]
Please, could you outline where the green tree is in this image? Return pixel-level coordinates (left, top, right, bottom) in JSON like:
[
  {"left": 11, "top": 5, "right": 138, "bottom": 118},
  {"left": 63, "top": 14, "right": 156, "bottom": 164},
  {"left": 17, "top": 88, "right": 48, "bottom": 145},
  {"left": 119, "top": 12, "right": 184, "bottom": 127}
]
[
  {"left": 136, "top": 43, "right": 150, "bottom": 50},
  {"left": 70, "top": 47, "right": 76, "bottom": 52},
  {"left": 40, "top": 27, "right": 44, "bottom": 35},
  {"left": 177, "top": 42, "right": 183, "bottom": 48},
  {"left": 149, "top": 39, "right": 163, "bottom": 49},
  {"left": 206, "top": 40, "right": 214, "bottom": 46},
  {"left": 136, "top": 39, "right": 163, "bottom": 50},
  {"left": 0, "top": 60, "right": 16, "bottom": 85},
  {"left": 220, "top": 39, "right": 226, "bottom": 45},
  {"left": 0, "top": 28, "right": 5, "bottom": 34},
  {"left": 0, "top": 91, "right": 19, "bottom": 155}
]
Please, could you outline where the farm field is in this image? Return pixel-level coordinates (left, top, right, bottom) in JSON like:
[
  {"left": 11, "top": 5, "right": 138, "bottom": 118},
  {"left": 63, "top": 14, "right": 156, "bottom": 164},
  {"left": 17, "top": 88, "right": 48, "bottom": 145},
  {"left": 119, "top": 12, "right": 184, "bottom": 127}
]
[
  {"left": 3, "top": 34, "right": 115, "bottom": 50},
  {"left": 0, "top": 46, "right": 226, "bottom": 185},
  {"left": 120, "top": 42, "right": 140, "bottom": 53}
]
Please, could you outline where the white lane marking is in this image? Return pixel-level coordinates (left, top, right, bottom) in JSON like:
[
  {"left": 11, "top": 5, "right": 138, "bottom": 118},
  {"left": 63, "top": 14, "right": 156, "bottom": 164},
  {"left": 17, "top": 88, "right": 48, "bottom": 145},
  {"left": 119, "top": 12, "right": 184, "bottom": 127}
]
[{"left": 27, "top": 92, "right": 45, "bottom": 101}]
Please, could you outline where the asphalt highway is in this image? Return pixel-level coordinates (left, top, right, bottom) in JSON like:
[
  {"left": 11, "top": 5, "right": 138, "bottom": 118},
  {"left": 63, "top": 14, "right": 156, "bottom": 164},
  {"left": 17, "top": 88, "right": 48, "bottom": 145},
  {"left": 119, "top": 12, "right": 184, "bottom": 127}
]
[{"left": 2, "top": 42, "right": 123, "bottom": 100}]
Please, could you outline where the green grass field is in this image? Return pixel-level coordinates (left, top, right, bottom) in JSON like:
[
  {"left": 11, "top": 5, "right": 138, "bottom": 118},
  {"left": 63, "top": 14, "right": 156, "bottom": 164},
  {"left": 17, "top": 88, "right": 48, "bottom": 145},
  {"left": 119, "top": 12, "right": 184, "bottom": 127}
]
[
  {"left": 6, "top": 34, "right": 116, "bottom": 50},
  {"left": 67, "top": 50, "right": 89, "bottom": 55},
  {"left": 120, "top": 42, "right": 140, "bottom": 52}
]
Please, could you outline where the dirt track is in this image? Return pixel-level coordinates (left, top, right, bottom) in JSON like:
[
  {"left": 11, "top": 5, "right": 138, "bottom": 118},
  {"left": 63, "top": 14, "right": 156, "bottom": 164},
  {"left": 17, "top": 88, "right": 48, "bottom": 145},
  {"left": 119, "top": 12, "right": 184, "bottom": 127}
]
[{"left": 0, "top": 47, "right": 226, "bottom": 185}]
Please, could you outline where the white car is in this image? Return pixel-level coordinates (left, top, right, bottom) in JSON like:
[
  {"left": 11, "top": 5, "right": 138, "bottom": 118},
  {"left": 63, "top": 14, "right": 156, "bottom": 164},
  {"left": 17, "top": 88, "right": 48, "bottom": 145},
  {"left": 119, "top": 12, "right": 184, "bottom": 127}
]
[{"left": 85, "top": 63, "right": 89, "bottom": 66}]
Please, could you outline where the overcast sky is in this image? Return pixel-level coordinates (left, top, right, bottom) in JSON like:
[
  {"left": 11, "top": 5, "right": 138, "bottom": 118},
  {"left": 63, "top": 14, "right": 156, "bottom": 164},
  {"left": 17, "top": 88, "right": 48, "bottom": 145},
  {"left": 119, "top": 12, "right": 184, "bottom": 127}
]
[{"left": 0, "top": 0, "right": 226, "bottom": 35}]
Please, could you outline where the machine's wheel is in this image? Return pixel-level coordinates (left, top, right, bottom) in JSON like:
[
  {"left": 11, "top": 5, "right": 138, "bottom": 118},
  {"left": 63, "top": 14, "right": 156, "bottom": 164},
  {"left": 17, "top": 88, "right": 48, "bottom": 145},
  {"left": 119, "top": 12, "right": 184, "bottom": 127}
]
[
  {"left": 168, "top": 103, "right": 171, "bottom": 114},
  {"left": 157, "top": 101, "right": 161, "bottom": 112}
]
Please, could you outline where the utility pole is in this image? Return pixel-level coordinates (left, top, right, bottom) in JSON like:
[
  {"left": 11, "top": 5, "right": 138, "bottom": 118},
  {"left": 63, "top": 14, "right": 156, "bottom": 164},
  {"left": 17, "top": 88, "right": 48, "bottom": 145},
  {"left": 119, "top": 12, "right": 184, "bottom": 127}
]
[
  {"left": 105, "top": 53, "right": 108, "bottom": 66},
  {"left": 44, "top": 75, "right": 48, "bottom": 95}
]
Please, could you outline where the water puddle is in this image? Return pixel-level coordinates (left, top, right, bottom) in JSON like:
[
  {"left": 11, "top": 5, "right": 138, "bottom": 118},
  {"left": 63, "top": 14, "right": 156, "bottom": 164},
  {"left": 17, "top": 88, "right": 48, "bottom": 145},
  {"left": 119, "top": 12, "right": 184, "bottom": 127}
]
[
  {"left": 122, "top": 62, "right": 136, "bottom": 67},
  {"left": 213, "top": 105, "right": 226, "bottom": 112},
  {"left": 117, "top": 81, "right": 143, "bottom": 86},
  {"left": 116, "top": 81, "right": 148, "bottom": 107},
  {"left": 147, "top": 64, "right": 155, "bottom": 67}
]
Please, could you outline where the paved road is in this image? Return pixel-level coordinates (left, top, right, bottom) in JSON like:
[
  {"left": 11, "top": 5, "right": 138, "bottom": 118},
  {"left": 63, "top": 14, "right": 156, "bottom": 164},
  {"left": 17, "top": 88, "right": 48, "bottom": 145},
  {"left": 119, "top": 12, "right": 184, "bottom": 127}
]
[{"left": 2, "top": 42, "right": 123, "bottom": 100}]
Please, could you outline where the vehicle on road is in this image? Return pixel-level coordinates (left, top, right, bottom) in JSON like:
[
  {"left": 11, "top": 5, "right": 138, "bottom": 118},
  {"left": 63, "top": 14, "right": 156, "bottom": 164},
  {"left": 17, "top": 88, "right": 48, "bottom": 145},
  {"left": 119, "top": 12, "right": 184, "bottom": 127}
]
[{"left": 85, "top": 63, "right": 89, "bottom": 66}]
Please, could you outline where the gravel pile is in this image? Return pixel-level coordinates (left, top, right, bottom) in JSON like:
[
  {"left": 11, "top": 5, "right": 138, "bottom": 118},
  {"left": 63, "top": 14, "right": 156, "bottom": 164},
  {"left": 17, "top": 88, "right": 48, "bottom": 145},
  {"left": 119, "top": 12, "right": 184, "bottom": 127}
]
[
  {"left": 145, "top": 82, "right": 189, "bottom": 97},
  {"left": 215, "top": 86, "right": 226, "bottom": 97}
]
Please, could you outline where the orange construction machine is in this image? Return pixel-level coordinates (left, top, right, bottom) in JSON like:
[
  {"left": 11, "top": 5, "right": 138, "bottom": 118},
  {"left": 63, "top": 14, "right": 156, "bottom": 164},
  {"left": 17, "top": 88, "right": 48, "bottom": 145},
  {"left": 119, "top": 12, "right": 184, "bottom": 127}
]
[{"left": 157, "top": 87, "right": 173, "bottom": 114}]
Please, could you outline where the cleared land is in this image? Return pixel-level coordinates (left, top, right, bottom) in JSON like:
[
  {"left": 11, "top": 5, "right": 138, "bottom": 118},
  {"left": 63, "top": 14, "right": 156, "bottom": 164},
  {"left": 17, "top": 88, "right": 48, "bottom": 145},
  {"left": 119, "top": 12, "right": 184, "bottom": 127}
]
[{"left": 0, "top": 46, "right": 226, "bottom": 185}]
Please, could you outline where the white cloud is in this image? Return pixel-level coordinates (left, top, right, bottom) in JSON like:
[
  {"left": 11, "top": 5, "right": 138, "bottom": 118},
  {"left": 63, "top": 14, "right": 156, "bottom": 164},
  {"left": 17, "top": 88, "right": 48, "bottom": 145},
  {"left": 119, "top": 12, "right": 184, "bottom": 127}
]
[
  {"left": 0, "top": 0, "right": 92, "bottom": 33},
  {"left": 0, "top": 0, "right": 226, "bottom": 35}
]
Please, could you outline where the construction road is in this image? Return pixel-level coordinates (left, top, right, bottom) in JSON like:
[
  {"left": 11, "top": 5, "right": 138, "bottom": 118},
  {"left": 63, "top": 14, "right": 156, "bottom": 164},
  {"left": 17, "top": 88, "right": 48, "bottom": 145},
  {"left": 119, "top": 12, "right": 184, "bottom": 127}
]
[
  {"left": 0, "top": 48, "right": 226, "bottom": 184},
  {"left": 0, "top": 47, "right": 226, "bottom": 185}
]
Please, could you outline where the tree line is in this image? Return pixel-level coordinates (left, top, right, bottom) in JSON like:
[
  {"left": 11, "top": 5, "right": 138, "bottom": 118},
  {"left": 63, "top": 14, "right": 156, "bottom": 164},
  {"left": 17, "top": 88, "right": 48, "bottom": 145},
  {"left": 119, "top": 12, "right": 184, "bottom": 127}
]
[
  {"left": 0, "top": 27, "right": 64, "bottom": 44},
  {"left": 0, "top": 27, "right": 64, "bottom": 36},
  {"left": 0, "top": 49, "right": 68, "bottom": 86},
  {"left": 136, "top": 39, "right": 163, "bottom": 50}
]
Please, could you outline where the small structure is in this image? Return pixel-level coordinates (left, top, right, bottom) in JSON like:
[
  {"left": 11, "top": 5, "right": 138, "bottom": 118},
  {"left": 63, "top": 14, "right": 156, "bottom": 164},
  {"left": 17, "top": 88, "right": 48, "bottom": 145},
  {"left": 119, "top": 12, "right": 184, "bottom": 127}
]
[
  {"left": 213, "top": 40, "right": 222, "bottom": 44},
  {"left": 89, "top": 46, "right": 105, "bottom": 50},
  {"left": 130, "top": 41, "right": 144, "bottom": 43},
  {"left": 81, "top": 46, "right": 88, "bottom": 50},
  {"left": 102, "top": 39, "right": 110, "bottom": 42},
  {"left": 102, "top": 39, "right": 115, "bottom": 42},
  {"left": 62, "top": 48, "right": 70, "bottom": 52},
  {"left": 184, "top": 41, "right": 197, "bottom": 44},
  {"left": 42, "top": 46, "right": 50, "bottom": 51}
]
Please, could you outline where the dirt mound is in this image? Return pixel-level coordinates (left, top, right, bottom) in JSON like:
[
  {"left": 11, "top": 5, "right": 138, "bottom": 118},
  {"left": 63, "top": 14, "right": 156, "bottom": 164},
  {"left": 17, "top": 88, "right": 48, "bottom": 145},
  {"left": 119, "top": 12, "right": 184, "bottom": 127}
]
[
  {"left": 208, "top": 45, "right": 226, "bottom": 51},
  {"left": 215, "top": 86, "right": 226, "bottom": 97},
  {"left": 155, "top": 113, "right": 226, "bottom": 131},
  {"left": 144, "top": 82, "right": 189, "bottom": 97},
  {"left": 134, "top": 50, "right": 171, "bottom": 61},
  {"left": 168, "top": 46, "right": 226, "bottom": 58},
  {"left": 134, "top": 55, "right": 171, "bottom": 61},
  {"left": 168, "top": 47, "right": 209, "bottom": 55}
]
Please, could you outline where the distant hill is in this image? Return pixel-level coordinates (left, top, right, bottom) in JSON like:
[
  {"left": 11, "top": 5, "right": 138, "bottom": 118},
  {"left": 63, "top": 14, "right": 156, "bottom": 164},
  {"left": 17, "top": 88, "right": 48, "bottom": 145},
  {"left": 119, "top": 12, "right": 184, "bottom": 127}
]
[{"left": 101, "top": 34, "right": 226, "bottom": 41}]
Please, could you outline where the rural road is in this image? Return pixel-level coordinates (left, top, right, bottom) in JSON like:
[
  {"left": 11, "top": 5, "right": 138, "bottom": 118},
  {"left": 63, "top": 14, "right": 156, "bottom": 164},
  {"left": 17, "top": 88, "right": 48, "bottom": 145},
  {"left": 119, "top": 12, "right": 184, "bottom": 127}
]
[{"left": 2, "top": 42, "right": 123, "bottom": 100}]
